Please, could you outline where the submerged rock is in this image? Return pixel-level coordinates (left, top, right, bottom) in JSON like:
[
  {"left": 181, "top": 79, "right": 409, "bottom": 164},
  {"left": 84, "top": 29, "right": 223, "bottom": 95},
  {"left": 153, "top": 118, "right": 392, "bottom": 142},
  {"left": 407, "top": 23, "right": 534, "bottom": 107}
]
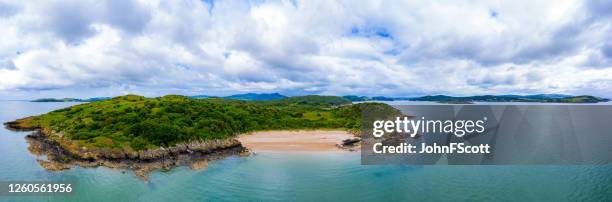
[
  {"left": 239, "top": 149, "right": 251, "bottom": 157},
  {"left": 189, "top": 160, "right": 209, "bottom": 170},
  {"left": 36, "top": 160, "right": 70, "bottom": 171}
]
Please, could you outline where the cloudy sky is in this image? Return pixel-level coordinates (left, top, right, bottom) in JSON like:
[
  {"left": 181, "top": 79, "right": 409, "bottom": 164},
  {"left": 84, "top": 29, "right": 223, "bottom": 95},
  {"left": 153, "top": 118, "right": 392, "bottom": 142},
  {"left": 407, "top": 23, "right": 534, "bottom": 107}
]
[{"left": 0, "top": 0, "right": 611, "bottom": 99}]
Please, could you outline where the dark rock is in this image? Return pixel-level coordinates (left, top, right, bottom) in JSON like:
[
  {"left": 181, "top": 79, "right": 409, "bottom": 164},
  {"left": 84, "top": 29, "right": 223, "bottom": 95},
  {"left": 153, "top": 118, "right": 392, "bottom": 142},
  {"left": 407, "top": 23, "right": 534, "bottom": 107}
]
[{"left": 341, "top": 138, "right": 361, "bottom": 146}]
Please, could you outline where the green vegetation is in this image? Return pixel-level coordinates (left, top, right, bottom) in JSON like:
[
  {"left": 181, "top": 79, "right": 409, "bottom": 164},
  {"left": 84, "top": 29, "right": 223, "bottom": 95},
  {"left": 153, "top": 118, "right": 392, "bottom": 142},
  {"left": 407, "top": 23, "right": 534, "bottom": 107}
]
[
  {"left": 18, "top": 95, "right": 387, "bottom": 151},
  {"left": 302, "top": 112, "right": 333, "bottom": 120}
]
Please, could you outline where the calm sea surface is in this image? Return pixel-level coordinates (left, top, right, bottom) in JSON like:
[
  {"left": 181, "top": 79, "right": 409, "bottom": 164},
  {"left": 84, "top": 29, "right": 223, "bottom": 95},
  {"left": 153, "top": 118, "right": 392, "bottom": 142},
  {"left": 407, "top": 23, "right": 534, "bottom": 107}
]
[{"left": 0, "top": 101, "right": 610, "bottom": 201}]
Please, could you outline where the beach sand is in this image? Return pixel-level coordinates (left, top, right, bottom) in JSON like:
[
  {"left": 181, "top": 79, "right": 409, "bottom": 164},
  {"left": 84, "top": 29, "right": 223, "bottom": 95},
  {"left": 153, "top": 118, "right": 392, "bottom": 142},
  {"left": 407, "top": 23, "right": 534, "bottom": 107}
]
[{"left": 237, "top": 130, "right": 355, "bottom": 152}]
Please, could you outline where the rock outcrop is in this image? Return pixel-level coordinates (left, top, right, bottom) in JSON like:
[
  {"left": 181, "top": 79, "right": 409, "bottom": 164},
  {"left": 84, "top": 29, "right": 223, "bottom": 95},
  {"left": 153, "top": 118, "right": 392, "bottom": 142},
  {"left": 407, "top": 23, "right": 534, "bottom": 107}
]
[
  {"left": 336, "top": 138, "right": 361, "bottom": 151},
  {"left": 11, "top": 125, "right": 248, "bottom": 181}
]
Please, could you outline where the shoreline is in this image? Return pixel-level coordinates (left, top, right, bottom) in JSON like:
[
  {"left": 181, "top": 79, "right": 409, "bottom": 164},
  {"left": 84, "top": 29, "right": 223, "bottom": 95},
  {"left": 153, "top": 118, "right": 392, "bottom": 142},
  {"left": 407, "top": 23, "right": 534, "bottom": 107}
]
[
  {"left": 25, "top": 131, "right": 246, "bottom": 180},
  {"left": 4, "top": 122, "right": 249, "bottom": 181},
  {"left": 4, "top": 121, "right": 360, "bottom": 180}
]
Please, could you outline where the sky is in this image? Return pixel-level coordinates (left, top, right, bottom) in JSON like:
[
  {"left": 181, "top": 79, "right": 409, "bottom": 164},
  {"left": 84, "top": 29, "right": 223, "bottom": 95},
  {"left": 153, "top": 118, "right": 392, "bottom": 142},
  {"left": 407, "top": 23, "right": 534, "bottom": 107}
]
[{"left": 0, "top": 0, "right": 611, "bottom": 99}]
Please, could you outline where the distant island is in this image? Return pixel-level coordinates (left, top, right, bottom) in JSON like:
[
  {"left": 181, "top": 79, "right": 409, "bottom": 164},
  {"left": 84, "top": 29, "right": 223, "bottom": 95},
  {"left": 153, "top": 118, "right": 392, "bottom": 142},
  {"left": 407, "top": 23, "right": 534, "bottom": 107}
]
[
  {"left": 343, "top": 94, "right": 610, "bottom": 103},
  {"left": 31, "top": 97, "right": 111, "bottom": 102},
  {"left": 8, "top": 94, "right": 395, "bottom": 179},
  {"left": 31, "top": 93, "right": 609, "bottom": 104}
]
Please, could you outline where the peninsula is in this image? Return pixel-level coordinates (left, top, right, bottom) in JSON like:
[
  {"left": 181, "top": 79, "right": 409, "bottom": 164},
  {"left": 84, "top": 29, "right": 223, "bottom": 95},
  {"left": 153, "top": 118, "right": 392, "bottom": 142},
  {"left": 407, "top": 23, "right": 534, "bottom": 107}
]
[{"left": 6, "top": 95, "right": 393, "bottom": 179}]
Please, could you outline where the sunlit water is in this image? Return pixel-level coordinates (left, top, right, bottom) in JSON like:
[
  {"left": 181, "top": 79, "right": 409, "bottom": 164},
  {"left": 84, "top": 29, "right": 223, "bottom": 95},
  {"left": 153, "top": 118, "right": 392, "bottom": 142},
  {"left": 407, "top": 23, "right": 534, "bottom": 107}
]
[{"left": 0, "top": 101, "right": 611, "bottom": 201}]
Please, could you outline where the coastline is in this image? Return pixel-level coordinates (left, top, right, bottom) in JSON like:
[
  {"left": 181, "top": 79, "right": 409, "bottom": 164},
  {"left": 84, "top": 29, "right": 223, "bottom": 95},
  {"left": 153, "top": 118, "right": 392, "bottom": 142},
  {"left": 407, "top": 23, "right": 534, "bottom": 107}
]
[
  {"left": 4, "top": 120, "right": 360, "bottom": 180},
  {"left": 4, "top": 121, "right": 248, "bottom": 181}
]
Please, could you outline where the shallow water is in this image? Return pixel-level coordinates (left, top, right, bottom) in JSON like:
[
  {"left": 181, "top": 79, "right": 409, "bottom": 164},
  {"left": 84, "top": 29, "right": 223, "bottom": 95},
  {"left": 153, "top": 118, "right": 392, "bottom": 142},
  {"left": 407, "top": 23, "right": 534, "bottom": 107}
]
[{"left": 0, "top": 101, "right": 611, "bottom": 201}]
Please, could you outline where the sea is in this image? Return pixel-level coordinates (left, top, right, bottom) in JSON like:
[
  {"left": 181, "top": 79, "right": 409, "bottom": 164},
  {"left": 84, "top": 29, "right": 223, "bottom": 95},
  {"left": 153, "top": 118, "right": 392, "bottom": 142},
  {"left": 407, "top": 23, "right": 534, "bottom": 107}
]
[{"left": 0, "top": 101, "right": 610, "bottom": 201}]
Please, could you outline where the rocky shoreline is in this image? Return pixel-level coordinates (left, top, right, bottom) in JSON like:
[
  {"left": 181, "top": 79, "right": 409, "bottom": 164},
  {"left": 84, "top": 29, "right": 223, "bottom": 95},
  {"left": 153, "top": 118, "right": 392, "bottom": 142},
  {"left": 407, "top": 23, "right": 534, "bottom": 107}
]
[
  {"left": 4, "top": 122, "right": 250, "bottom": 181},
  {"left": 4, "top": 120, "right": 37, "bottom": 131}
]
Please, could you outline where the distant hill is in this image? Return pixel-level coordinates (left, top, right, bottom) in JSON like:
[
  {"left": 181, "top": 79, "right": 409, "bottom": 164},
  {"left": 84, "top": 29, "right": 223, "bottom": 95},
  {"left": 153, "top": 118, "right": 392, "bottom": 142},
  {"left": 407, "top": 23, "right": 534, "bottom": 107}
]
[
  {"left": 82, "top": 97, "right": 112, "bottom": 102},
  {"left": 541, "top": 95, "right": 609, "bottom": 103},
  {"left": 271, "top": 95, "right": 352, "bottom": 106},
  {"left": 190, "top": 95, "right": 213, "bottom": 99},
  {"left": 342, "top": 95, "right": 370, "bottom": 102},
  {"left": 224, "top": 93, "right": 286, "bottom": 101},
  {"left": 371, "top": 96, "right": 395, "bottom": 101},
  {"left": 190, "top": 93, "right": 286, "bottom": 101},
  {"left": 499, "top": 94, "right": 571, "bottom": 99},
  {"left": 342, "top": 95, "right": 410, "bottom": 101}
]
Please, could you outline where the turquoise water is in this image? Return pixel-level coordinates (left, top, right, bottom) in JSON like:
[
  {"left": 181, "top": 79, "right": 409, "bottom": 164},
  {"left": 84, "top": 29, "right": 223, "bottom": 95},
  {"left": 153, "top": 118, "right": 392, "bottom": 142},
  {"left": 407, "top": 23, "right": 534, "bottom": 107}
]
[{"left": 1, "top": 101, "right": 611, "bottom": 201}]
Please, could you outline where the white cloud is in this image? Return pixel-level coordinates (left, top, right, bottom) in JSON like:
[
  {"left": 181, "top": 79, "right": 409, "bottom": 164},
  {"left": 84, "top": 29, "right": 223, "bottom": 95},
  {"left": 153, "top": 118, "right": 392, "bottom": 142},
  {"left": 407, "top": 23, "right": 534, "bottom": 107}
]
[{"left": 0, "top": 0, "right": 611, "bottom": 99}]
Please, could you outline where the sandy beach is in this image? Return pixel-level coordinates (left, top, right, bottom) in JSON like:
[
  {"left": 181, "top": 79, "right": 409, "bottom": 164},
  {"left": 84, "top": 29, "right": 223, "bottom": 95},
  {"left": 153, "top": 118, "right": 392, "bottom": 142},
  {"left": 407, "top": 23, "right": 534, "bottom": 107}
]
[{"left": 237, "top": 130, "right": 355, "bottom": 152}]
